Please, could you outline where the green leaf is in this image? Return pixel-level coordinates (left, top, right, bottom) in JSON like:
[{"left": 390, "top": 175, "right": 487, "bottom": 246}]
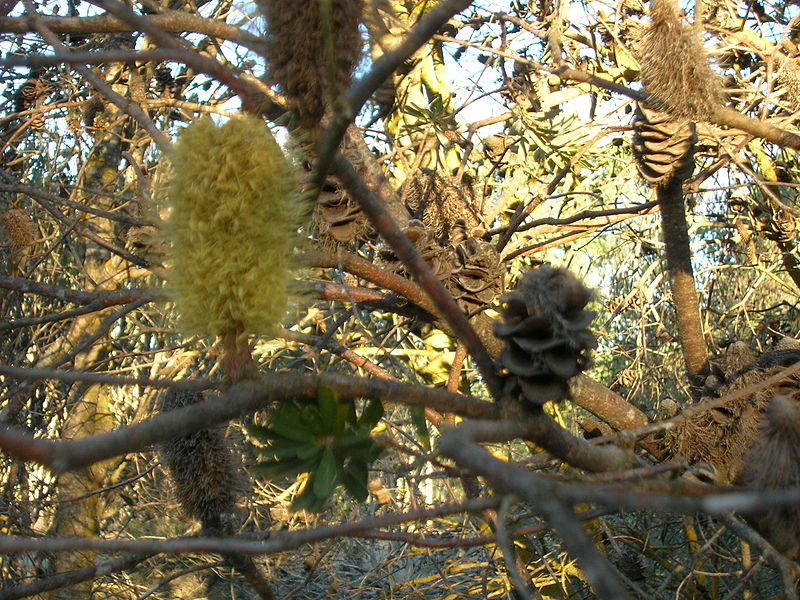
[
  {"left": 269, "top": 408, "right": 315, "bottom": 443},
  {"left": 296, "top": 442, "right": 324, "bottom": 460},
  {"left": 254, "top": 455, "right": 319, "bottom": 479},
  {"left": 291, "top": 481, "right": 326, "bottom": 513},
  {"left": 334, "top": 428, "right": 371, "bottom": 449},
  {"left": 317, "top": 386, "right": 338, "bottom": 434},
  {"left": 358, "top": 399, "right": 384, "bottom": 429},
  {"left": 341, "top": 468, "right": 369, "bottom": 502},
  {"left": 409, "top": 405, "right": 431, "bottom": 451},
  {"left": 313, "top": 447, "right": 337, "bottom": 499},
  {"left": 243, "top": 423, "right": 275, "bottom": 443}
]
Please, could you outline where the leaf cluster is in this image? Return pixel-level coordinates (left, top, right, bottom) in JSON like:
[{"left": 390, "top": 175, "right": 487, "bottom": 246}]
[{"left": 246, "top": 386, "right": 385, "bottom": 513}]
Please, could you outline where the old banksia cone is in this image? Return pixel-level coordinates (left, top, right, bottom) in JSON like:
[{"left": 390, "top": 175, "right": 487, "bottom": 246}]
[
  {"left": 257, "top": 0, "right": 363, "bottom": 129},
  {"left": 636, "top": 0, "right": 722, "bottom": 121},
  {"left": 159, "top": 389, "right": 244, "bottom": 528},
  {"left": 495, "top": 266, "right": 597, "bottom": 409},
  {"left": 736, "top": 394, "right": 800, "bottom": 558},
  {"left": 166, "top": 115, "right": 304, "bottom": 338}
]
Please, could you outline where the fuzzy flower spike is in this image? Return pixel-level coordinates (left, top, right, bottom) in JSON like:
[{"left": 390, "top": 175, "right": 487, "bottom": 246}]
[{"left": 166, "top": 115, "right": 304, "bottom": 378}]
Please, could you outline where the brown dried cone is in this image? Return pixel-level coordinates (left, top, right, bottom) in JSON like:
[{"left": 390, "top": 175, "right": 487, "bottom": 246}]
[
  {"left": 664, "top": 341, "right": 800, "bottom": 484},
  {"left": 402, "top": 168, "right": 485, "bottom": 245},
  {"left": 446, "top": 221, "right": 505, "bottom": 312},
  {"left": 158, "top": 389, "right": 244, "bottom": 529},
  {"left": 1, "top": 208, "right": 35, "bottom": 273},
  {"left": 759, "top": 209, "right": 797, "bottom": 244},
  {"left": 735, "top": 394, "right": 800, "bottom": 559},
  {"left": 312, "top": 176, "right": 372, "bottom": 246},
  {"left": 380, "top": 219, "right": 456, "bottom": 282},
  {"left": 635, "top": 0, "right": 722, "bottom": 120},
  {"left": 779, "top": 57, "right": 800, "bottom": 111},
  {"left": 632, "top": 104, "right": 697, "bottom": 186},
  {"left": 257, "top": 0, "right": 363, "bottom": 130},
  {"left": 495, "top": 266, "right": 597, "bottom": 409}
]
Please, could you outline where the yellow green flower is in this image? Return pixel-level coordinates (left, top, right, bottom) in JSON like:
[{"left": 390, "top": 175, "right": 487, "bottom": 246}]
[{"left": 166, "top": 115, "right": 304, "bottom": 337}]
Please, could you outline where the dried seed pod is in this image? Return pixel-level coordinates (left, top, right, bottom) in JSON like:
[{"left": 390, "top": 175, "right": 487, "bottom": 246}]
[
  {"left": 1, "top": 208, "right": 35, "bottom": 273},
  {"left": 664, "top": 342, "right": 799, "bottom": 484},
  {"left": 635, "top": 0, "right": 722, "bottom": 120},
  {"left": 158, "top": 389, "right": 244, "bottom": 527},
  {"left": 257, "top": 0, "right": 364, "bottom": 130},
  {"left": 446, "top": 225, "right": 504, "bottom": 312},
  {"left": 760, "top": 209, "right": 797, "bottom": 244},
  {"left": 312, "top": 178, "right": 371, "bottom": 246},
  {"left": 402, "top": 169, "right": 484, "bottom": 245},
  {"left": 736, "top": 394, "right": 800, "bottom": 559},
  {"left": 380, "top": 219, "right": 455, "bottom": 282},
  {"left": 779, "top": 57, "right": 800, "bottom": 111},
  {"left": 495, "top": 266, "right": 597, "bottom": 409},
  {"left": 632, "top": 104, "right": 697, "bottom": 186}
]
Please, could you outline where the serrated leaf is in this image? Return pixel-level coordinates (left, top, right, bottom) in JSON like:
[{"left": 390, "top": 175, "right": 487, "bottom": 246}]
[
  {"left": 409, "top": 405, "right": 431, "bottom": 451},
  {"left": 358, "top": 399, "right": 384, "bottom": 429},
  {"left": 313, "top": 447, "right": 337, "bottom": 499}
]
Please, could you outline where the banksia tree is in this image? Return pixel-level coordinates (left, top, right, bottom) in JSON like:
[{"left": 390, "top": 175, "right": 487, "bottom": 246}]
[
  {"left": 635, "top": 0, "right": 722, "bottom": 121},
  {"left": 257, "top": 0, "right": 364, "bottom": 130},
  {"left": 446, "top": 222, "right": 505, "bottom": 312},
  {"left": 166, "top": 115, "right": 304, "bottom": 381},
  {"left": 495, "top": 266, "right": 597, "bottom": 410}
]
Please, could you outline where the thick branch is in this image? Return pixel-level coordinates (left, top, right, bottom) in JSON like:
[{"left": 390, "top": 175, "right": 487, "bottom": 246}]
[
  {"left": 0, "top": 373, "right": 499, "bottom": 473},
  {"left": 657, "top": 180, "right": 709, "bottom": 390}
]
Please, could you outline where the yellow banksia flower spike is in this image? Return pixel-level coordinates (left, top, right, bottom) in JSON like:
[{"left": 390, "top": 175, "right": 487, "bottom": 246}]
[{"left": 166, "top": 115, "right": 305, "bottom": 339}]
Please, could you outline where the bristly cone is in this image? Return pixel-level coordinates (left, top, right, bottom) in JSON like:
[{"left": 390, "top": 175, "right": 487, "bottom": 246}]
[
  {"left": 159, "top": 389, "right": 245, "bottom": 527},
  {"left": 495, "top": 266, "right": 597, "bottom": 410},
  {"left": 257, "top": 0, "right": 364, "bottom": 130},
  {"left": 736, "top": 395, "right": 800, "bottom": 559},
  {"left": 166, "top": 115, "right": 304, "bottom": 338},
  {"left": 635, "top": 0, "right": 722, "bottom": 121}
]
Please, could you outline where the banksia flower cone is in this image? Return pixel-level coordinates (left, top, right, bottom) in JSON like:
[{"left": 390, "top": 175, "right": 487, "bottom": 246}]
[
  {"left": 636, "top": 0, "right": 722, "bottom": 120},
  {"left": 632, "top": 104, "right": 697, "bottom": 186},
  {"left": 166, "top": 116, "right": 304, "bottom": 338},
  {"left": 495, "top": 266, "right": 597, "bottom": 410},
  {"left": 736, "top": 394, "right": 800, "bottom": 559},
  {"left": 159, "top": 389, "right": 244, "bottom": 527},
  {"left": 257, "top": 0, "right": 363, "bottom": 130}
]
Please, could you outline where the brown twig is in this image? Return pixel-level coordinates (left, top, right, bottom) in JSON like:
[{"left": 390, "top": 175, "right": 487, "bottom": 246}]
[{"left": 0, "top": 552, "right": 155, "bottom": 600}]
